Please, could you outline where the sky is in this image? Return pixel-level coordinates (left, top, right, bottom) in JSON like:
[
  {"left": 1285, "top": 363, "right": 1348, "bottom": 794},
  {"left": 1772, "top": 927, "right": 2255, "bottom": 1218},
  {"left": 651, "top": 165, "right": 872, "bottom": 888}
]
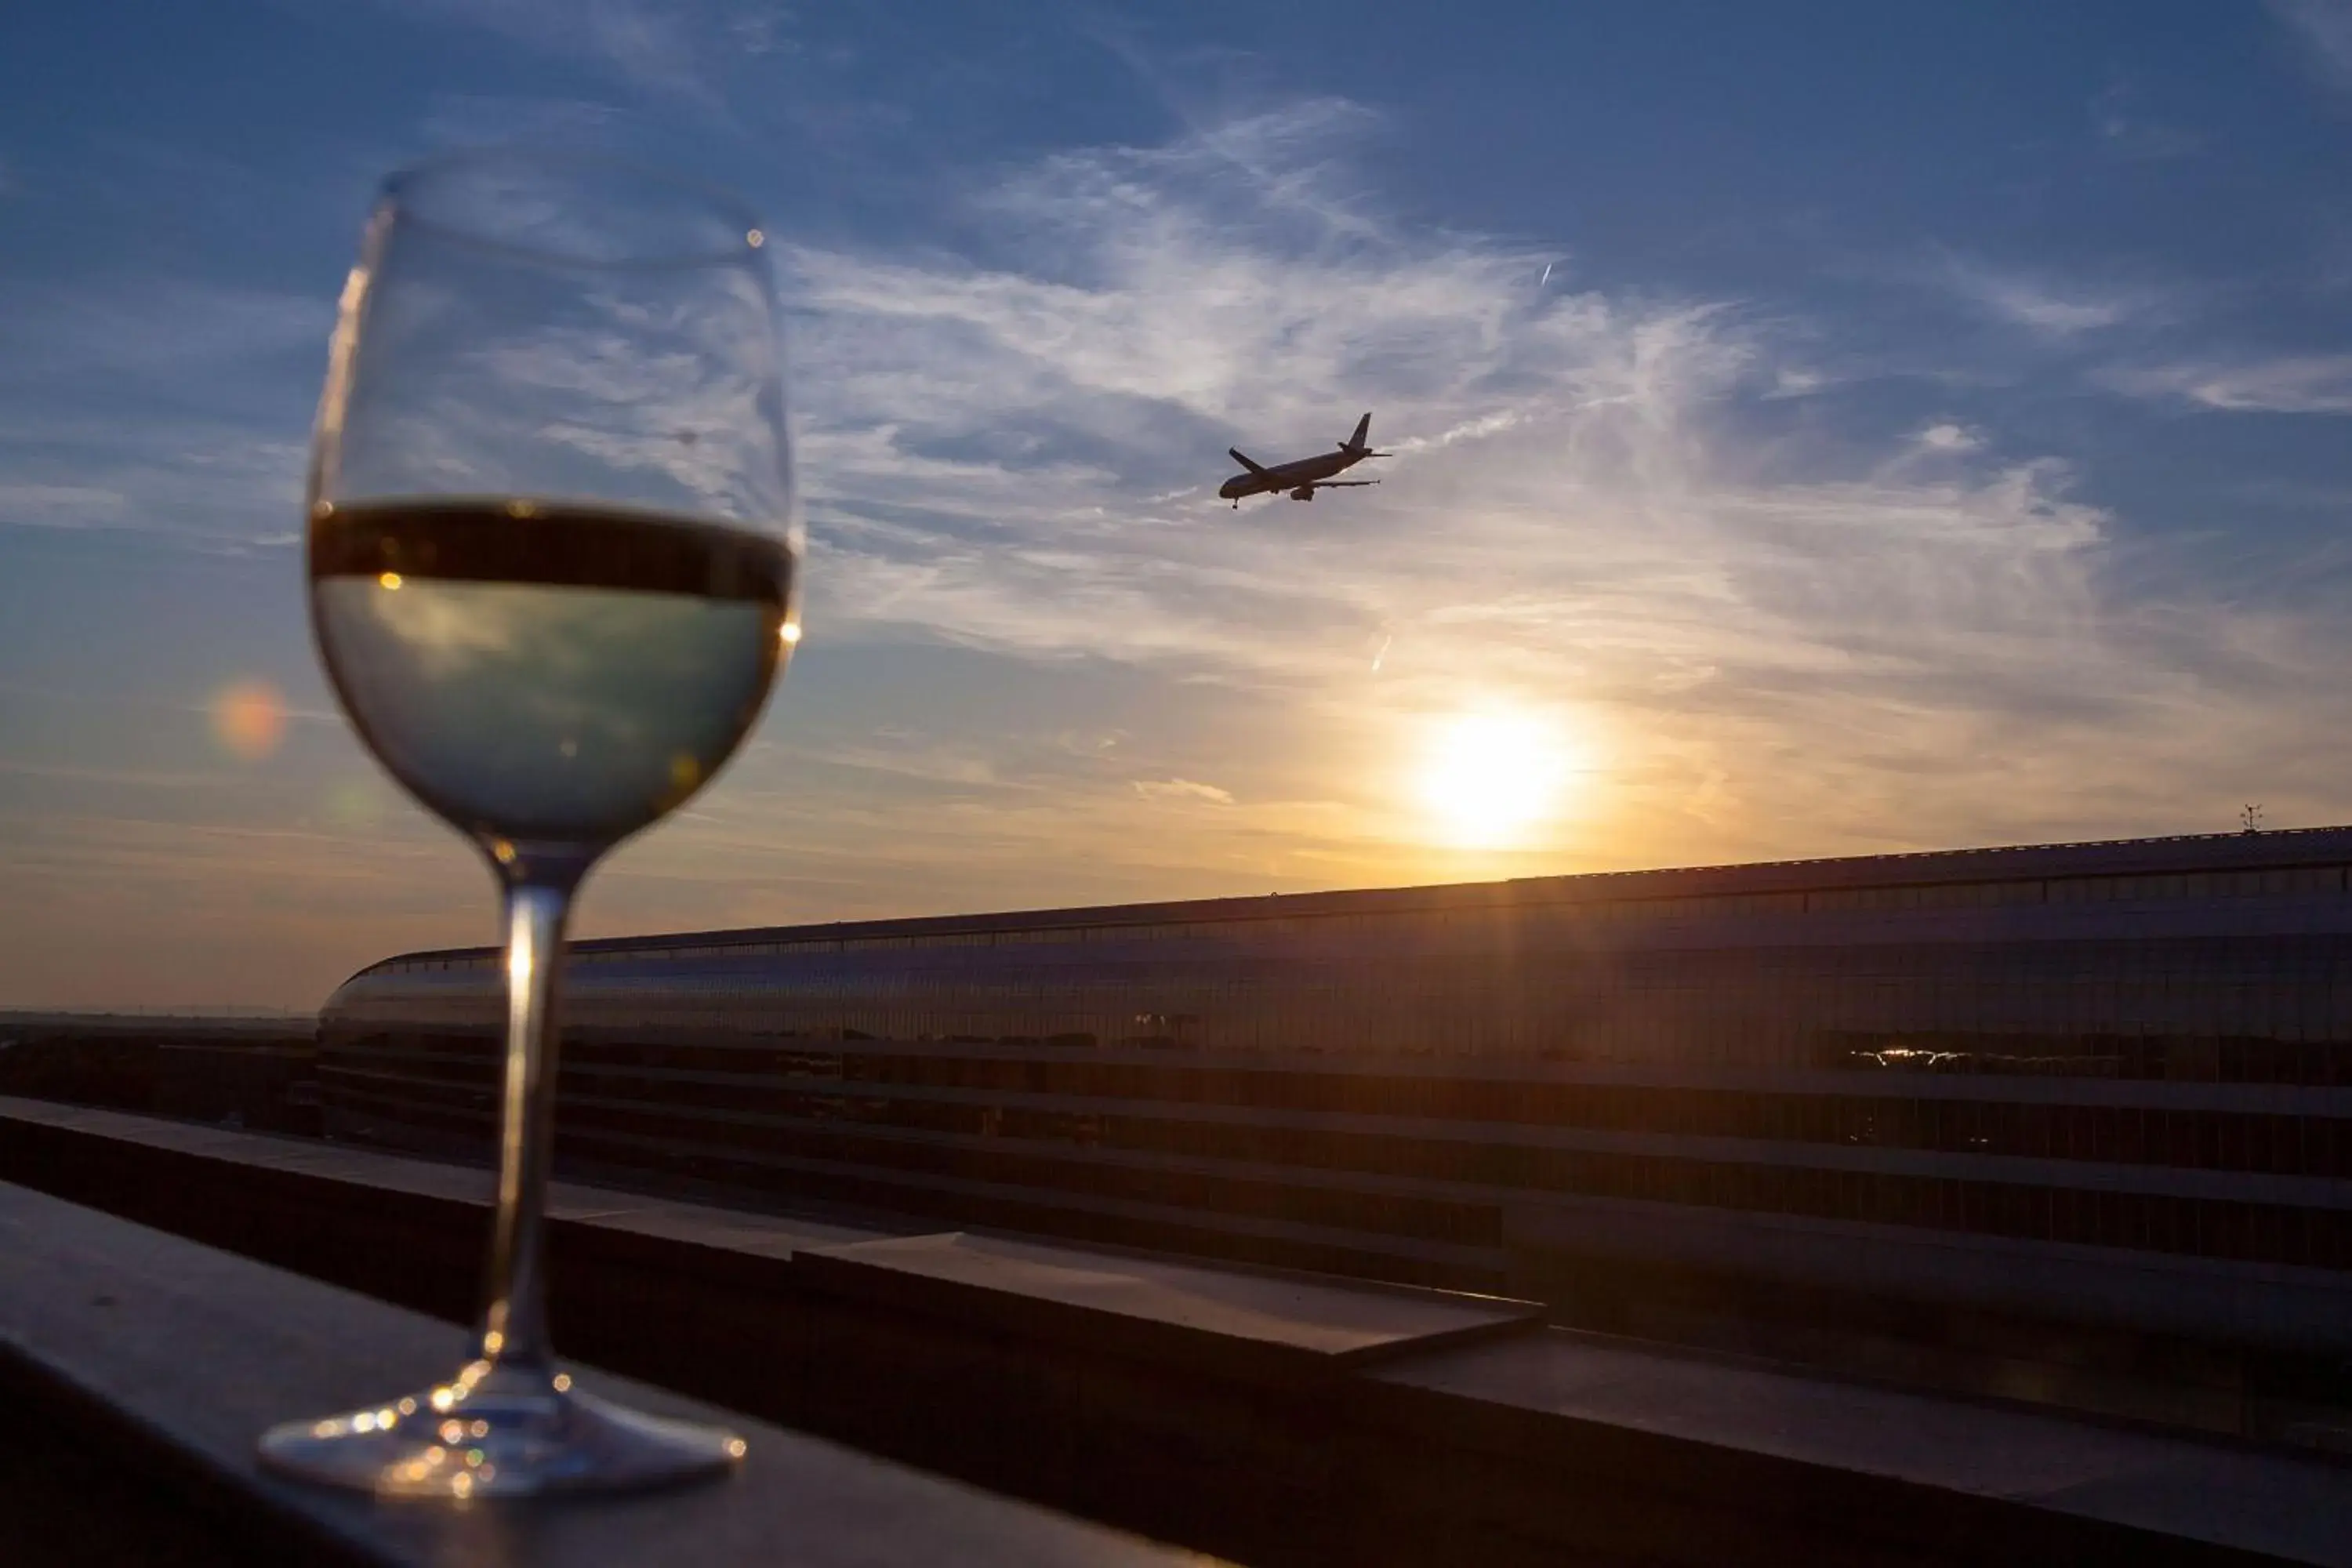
[{"left": 3, "top": 2, "right": 2352, "bottom": 1009}]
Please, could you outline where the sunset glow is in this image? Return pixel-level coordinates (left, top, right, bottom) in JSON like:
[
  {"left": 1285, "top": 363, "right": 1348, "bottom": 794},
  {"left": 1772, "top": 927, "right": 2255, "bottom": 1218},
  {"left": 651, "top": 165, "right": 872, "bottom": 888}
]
[
  {"left": 1417, "top": 710, "right": 1584, "bottom": 850},
  {"left": 7, "top": 5, "right": 2350, "bottom": 1014}
]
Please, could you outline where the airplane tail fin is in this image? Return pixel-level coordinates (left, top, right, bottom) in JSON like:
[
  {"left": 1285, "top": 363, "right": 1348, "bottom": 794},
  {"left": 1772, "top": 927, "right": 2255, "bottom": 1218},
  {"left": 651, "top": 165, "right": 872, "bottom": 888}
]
[{"left": 1344, "top": 412, "right": 1372, "bottom": 452}]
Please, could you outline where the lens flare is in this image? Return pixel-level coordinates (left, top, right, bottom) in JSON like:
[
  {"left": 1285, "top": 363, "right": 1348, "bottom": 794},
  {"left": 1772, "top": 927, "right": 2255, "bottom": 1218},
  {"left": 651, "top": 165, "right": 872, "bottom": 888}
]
[
  {"left": 212, "top": 680, "right": 288, "bottom": 761},
  {"left": 323, "top": 780, "right": 383, "bottom": 829}
]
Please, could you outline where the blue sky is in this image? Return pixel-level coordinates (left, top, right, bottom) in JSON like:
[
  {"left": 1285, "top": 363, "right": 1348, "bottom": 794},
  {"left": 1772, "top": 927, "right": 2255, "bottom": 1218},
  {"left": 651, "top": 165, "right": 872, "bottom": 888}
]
[{"left": 3, "top": 2, "right": 2351, "bottom": 1006}]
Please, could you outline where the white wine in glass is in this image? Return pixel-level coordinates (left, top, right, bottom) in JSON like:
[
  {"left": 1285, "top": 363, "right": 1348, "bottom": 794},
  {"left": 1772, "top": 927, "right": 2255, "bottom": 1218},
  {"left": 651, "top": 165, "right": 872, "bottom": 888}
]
[{"left": 261, "top": 152, "right": 799, "bottom": 1497}]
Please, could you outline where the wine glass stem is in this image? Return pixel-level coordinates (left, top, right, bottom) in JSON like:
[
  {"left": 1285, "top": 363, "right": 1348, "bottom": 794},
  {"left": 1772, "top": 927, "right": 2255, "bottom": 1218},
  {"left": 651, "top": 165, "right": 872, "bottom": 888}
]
[{"left": 474, "top": 873, "right": 577, "bottom": 1375}]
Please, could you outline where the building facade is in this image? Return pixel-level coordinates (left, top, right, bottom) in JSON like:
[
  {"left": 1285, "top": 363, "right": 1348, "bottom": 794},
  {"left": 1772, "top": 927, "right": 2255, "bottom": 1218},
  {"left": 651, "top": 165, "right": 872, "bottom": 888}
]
[{"left": 320, "top": 829, "right": 2352, "bottom": 1444}]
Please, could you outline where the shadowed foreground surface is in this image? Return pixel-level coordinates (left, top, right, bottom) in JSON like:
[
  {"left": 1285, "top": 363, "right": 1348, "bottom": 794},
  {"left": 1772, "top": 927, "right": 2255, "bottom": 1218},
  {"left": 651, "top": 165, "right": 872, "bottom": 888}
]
[
  {"left": 5, "top": 1096, "right": 2347, "bottom": 1568},
  {"left": 0, "top": 1175, "right": 1213, "bottom": 1568}
]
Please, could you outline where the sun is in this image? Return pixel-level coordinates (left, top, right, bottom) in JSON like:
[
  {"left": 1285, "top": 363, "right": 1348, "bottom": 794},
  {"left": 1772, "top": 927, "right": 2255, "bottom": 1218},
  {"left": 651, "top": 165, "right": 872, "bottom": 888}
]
[{"left": 1417, "top": 709, "right": 1581, "bottom": 849}]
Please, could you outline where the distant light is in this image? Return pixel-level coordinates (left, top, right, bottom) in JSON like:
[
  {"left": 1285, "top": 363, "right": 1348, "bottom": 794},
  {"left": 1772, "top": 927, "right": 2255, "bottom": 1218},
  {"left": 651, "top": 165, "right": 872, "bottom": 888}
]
[
  {"left": 746, "top": 229, "right": 764, "bottom": 249},
  {"left": 379, "top": 572, "right": 403, "bottom": 590},
  {"left": 779, "top": 621, "right": 801, "bottom": 645}
]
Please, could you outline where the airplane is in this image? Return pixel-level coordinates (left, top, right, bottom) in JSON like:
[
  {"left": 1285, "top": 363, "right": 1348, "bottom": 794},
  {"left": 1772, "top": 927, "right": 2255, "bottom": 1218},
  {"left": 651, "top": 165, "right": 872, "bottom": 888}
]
[{"left": 1219, "top": 412, "right": 1388, "bottom": 506}]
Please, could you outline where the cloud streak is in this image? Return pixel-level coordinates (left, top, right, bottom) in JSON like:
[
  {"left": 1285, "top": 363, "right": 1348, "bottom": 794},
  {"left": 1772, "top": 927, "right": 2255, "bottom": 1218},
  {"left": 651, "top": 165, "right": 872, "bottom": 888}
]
[
  {"left": 0, "top": 276, "right": 324, "bottom": 545},
  {"left": 333, "top": 0, "right": 796, "bottom": 114},
  {"left": 2272, "top": 0, "right": 2352, "bottom": 93},
  {"left": 1940, "top": 258, "right": 2149, "bottom": 336},
  {"left": 2103, "top": 356, "right": 2352, "bottom": 414}
]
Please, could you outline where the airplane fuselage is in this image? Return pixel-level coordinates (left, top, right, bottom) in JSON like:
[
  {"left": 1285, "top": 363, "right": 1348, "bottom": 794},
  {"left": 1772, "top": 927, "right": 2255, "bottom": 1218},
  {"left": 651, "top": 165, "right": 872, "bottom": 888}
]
[
  {"left": 1218, "top": 448, "right": 1368, "bottom": 500},
  {"left": 1219, "top": 414, "right": 1385, "bottom": 503}
]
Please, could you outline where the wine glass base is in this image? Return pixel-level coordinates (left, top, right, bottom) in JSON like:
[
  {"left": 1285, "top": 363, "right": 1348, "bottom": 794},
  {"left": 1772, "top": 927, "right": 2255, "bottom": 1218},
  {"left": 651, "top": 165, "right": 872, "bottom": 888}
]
[{"left": 258, "top": 1362, "right": 744, "bottom": 1498}]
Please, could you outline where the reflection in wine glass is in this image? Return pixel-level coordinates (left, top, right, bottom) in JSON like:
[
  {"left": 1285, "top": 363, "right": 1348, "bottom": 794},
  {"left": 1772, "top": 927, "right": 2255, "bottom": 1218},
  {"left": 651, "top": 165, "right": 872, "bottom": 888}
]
[{"left": 259, "top": 152, "right": 799, "bottom": 1497}]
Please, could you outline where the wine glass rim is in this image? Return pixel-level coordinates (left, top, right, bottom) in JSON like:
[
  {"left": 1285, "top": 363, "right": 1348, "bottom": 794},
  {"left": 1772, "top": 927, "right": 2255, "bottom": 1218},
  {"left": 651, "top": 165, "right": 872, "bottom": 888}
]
[{"left": 379, "top": 148, "right": 770, "bottom": 272}]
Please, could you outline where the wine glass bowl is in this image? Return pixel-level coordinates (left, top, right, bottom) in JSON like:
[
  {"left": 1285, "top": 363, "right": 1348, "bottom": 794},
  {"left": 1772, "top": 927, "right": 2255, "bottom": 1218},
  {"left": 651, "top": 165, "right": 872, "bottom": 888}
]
[
  {"left": 310, "top": 496, "right": 791, "bottom": 851},
  {"left": 263, "top": 151, "right": 797, "bottom": 1497}
]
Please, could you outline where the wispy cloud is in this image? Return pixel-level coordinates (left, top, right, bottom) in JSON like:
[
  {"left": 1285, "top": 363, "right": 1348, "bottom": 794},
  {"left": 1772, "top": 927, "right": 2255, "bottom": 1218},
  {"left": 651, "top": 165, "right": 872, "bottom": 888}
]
[
  {"left": 2272, "top": 0, "right": 2352, "bottom": 93},
  {"left": 0, "top": 278, "right": 329, "bottom": 376},
  {"left": 741, "top": 101, "right": 2352, "bottom": 883},
  {"left": 0, "top": 412, "right": 308, "bottom": 545},
  {"left": 16, "top": 90, "right": 2352, "bottom": 1005},
  {"left": 340, "top": 0, "right": 792, "bottom": 113},
  {"left": 1940, "top": 258, "right": 2150, "bottom": 336},
  {"left": 1134, "top": 778, "right": 1236, "bottom": 805},
  {"left": 1908, "top": 421, "right": 1985, "bottom": 455},
  {"left": 0, "top": 276, "right": 330, "bottom": 545},
  {"left": 0, "top": 485, "right": 129, "bottom": 529},
  {"left": 416, "top": 93, "right": 630, "bottom": 150},
  {"left": 2102, "top": 355, "right": 2352, "bottom": 413},
  {"left": 2090, "top": 83, "right": 2203, "bottom": 160},
  {"left": 0, "top": 808, "right": 477, "bottom": 1008},
  {"left": 805, "top": 731, "right": 1012, "bottom": 789}
]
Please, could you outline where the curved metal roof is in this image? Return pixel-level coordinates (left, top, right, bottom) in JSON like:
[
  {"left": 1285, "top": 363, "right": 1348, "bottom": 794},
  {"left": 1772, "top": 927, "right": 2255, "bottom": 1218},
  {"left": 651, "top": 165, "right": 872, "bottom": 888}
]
[{"left": 343, "top": 824, "right": 2352, "bottom": 984}]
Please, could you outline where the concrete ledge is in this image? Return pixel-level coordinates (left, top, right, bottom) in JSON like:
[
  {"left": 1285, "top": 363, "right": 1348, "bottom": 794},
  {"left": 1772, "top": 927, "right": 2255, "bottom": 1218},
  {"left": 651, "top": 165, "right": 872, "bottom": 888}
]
[
  {"left": 1360, "top": 1332, "right": 2352, "bottom": 1568},
  {"left": 0, "top": 1181, "right": 1196, "bottom": 1567},
  {"left": 1510, "top": 1192, "right": 2352, "bottom": 1355},
  {"left": 5, "top": 1094, "right": 2347, "bottom": 1568},
  {"left": 795, "top": 1230, "right": 1540, "bottom": 1385}
]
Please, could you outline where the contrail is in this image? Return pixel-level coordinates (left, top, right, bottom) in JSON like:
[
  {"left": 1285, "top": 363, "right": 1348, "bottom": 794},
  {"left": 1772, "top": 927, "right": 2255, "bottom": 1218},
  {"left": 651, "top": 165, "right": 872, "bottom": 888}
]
[
  {"left": 1372, "top": 633, "right": 1392, "bottom": 673},
  {"left": 1539, "top": 261, "right": 1552, "bottom": 288}
]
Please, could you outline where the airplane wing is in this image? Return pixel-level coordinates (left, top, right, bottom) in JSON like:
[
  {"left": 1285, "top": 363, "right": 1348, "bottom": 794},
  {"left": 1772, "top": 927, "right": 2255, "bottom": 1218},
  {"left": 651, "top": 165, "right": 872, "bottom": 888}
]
[
  {"left": 1306, "top": 479, "right": 1380, "bottom": 488},
  {"left": 1228, "top": 448, "right": 1270, "bottom": 475}
]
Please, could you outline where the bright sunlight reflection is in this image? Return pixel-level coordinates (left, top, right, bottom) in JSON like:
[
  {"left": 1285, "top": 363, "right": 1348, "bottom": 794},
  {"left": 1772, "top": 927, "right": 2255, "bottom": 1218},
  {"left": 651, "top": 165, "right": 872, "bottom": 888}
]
[{"left": 1417, "top": 709, "right": 1583, "bottom": 849}]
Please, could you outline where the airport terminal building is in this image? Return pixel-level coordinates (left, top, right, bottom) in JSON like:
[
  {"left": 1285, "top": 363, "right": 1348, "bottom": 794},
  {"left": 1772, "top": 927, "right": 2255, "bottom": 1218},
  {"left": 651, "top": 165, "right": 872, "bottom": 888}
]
[{"left": 321, "top": 827, "right": 2352, "bottom": 1445}]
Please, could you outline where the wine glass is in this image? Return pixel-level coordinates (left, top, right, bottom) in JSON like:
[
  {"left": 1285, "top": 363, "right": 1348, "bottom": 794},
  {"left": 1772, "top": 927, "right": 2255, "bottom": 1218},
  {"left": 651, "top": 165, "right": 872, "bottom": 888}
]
[{"left": 260, "top": 151, "right": 799, "bottom": 1497}]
